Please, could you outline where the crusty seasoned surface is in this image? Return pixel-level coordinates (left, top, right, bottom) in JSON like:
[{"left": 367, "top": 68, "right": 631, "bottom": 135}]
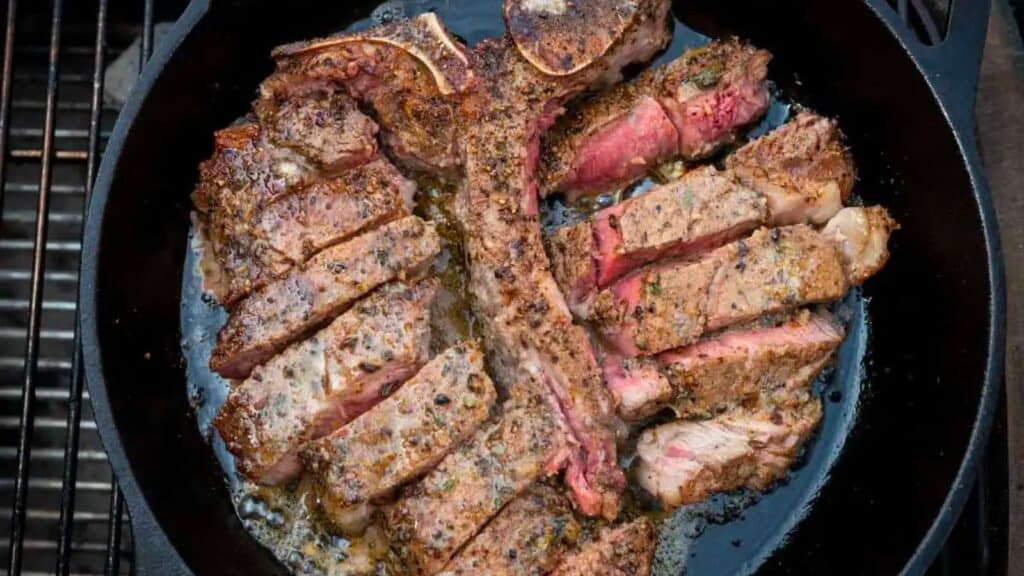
[
  {"left": 726, "top": 112, "right": 855, "bottom": 225},
  {"left": 210, "top": 216, "right": 440, "bottom": 379},
  {"left": 303, "top": 343, "right": 496, "bottom": 534},
  {"left": 385, "top": 392, "right": 569, "bottom": 575},
  {"left": 214, "top": 280, "right": 435, "bottom": 486},
  {"left": 549, "top": 517, "right": 657, "bottom": 576},
  {"left": 591, "top": 225, "right": 849, "bottom": 357},
  {"left": 263, "top": 13, "right": 475, "bottom": 174},
  {"left": 634, "top": 397, "right": 822, "bottom": 508},
  {"left": 440, "top": 485, "right": 580, "bottom": 575},
  {"left": 539, "top": 39, "right": 771, "bottom": 199}
]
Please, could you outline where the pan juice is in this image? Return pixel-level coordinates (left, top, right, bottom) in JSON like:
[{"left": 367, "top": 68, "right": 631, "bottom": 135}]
[{"left": 180, "top": 2, "right": 871, "bottom": 574}]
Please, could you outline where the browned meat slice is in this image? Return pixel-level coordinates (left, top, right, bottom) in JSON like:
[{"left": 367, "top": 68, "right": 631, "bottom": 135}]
[
  {"left": 605, "top": 310, "right": 843, "bottom": 420},
  {"left": 253, "top": 90, "right": 379, "bottom": 173},
  {"left": 539, "top": 40, "right": 771, "bottom": 201},
  {"left": 823, "top": 206, "right": 898, "bottom": 285},
  {"left": 549, "top": 518, "right": 657, "bottom": 576},
  {"left": 303, "top": 343, "right": 496, "bottom": 534},
  {"left": 546, "top": 166, "right": 767, "bottom": 312},
  {"left": 591, "top": 225, "right": 850, "bottom": 357},
  {"left": 725, "top": 112, "right": 855, "bottom": 225},
  {"left": 210, "top": 216, "right": 441, "bottom": 378},
  {"left": 213, "top": 280, "right": 435, "bottom": 486},
  {"left": 385, "top": 392, "right": 570, "bottom": 575},
  {"left": 634, "top": 398, "right": 822, "bottom": 508},
  {"left": 193, "top": 118, "right": 412, "bottom": 306},
  {"left": 263, "top": 13, "right": 475, "bottom": 174},
  {"left": 453, "top": 0, "right": 670, "bottom": 518},
  {"left": 440, "top": 485, "right": 580, "bottom": 575}
]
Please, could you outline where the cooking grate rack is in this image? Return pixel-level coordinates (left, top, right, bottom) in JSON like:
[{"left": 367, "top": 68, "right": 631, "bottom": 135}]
[{"left": 0, "top": 0, "right": 1008, "bottom": 575}]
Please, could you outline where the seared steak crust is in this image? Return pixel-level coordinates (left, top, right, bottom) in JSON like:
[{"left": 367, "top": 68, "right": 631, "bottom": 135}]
[
  {"left": 440, "top": 485, "right": 580, "bottom": 575},
  {"left": 214, "top": 280, "right": 435, "bottom": 485},
  {"left": 549, "top": 517, "right": 657, "bottom": 576},
  {"left": 210, "top": 216, "right": 441, "bottom": 378},
  {"left": 303, "top": 343, "right": 496, "bottom": 534}
]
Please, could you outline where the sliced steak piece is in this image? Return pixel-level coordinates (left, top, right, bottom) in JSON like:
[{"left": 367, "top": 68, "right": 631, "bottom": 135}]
[
  {"left": 264, "top": 13, "right": 475, "bottom": 175},
  {"left": 253, "top": 90, "right": 379, "bottom": 173},
  {"left": 546, "top": 166, "right": 767, "bottom": 312},
  {"left": 210, "top": 216, "right": 441, "bottom": 379},
  {"left": 725, "top": 112, "right": 855, "bottom": 225},
  {"left": 634, "top": 398, "right": 823, "bottom": 508},
  {"left": 453, "top": 4, "right": 671, "bottom": 520},
  {"left": 591, "top": 225, "right": 849, "bottom": 357},
  {"left": 549, "top": 517, "right": 657, "bottom": 576},
  {"left": 606, "top": 310, "right": 843, "bottom": 420},
  {"left": 303, "top": 343, "right": 496, "bottom": 534},
  {"left": 385, "top": 392, "right": 570, "bottom": 575},
  {"left": 539, "top": 40, "right": 771, "bottom": 200},
  {"left": 823, "top": 206, "right": 898, "bottom": 286},
  {"left": 440, "top": 485, "right": 580, "bottom": 575},
  {"left": 213, "top": 280, "right": 435, "bottom": 486}
]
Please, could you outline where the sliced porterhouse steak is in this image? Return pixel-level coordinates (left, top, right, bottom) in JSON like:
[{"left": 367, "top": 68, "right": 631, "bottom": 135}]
[
  {"left": 725, "top": 111, "right": 855, "bottom": 226},
  {"left": 213, "top": 280, "right": 435, "bottom": 486},
  {"left": 452, "top": 0, "right": 671, "bottom": 520},
  {"left": 210, "top": 215, "right": 441, "bottom": 379},
  {"left": 546, "top": 112, "right": 855, "bottom": 312},
  {"left": 303, "top": 342, "right": 496, "bottom": 535},
  {"left": 591, "top": 223, "right": 850, "bottom": 357},
  {"left": 605, "top": 310, "right": 844, "bottom": 421},
  {"left": 263, "top": 13, "right": 475, "bottom": 175},
  {"left": 539, "top": 39, "right": 771, "bottom": 201},
  {"left": 546, "top": 166, "right": 767, "bottom": 312},
  {"left": 634, "top": 396, "right": 823, "bottom": 508},
  {"left": 440, "top": 485, "right": 580, "bottom": 575},
  {"left": 549, "top": 517, "right": 657, "bottom": 576},
  {"left": 385, "top": 391, "right": 569, "bottom": 575},
  {"left": 192, "top": 102, "right": 404, "bottom": 306}
]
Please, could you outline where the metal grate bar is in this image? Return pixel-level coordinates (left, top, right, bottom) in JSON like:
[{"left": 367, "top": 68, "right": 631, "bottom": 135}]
[
  {"left": 56, "top": 0, "right": 107, "bottom": 573},
  {"left": 103, "top": 485, "right": 123, "bottom": 576},
  {"left": 0, "top": 0, "right": 16, "bottom": 223},
  {"left": 7, "top": 0, "right": 64, "bottom": 573}
]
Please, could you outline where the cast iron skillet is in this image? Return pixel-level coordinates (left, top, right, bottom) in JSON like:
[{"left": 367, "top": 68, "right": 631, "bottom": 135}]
[{"left": 79, "top": 0, "right": 1006, "bottom": 574}]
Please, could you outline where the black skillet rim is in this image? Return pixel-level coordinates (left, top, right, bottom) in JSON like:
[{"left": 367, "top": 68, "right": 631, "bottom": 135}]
[{"left": 77, "top": 0, "right": 1007, "bottom": 574}]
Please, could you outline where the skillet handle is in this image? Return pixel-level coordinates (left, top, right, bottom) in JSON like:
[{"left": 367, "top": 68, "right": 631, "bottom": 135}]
[{"left": 871, "top": 0, "right": 991, "bottom": 131}]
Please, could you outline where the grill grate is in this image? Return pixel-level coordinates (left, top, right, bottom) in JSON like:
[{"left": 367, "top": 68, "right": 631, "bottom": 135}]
[{"left": 0, "top": 1, "right": 1007, "bottom": 575}]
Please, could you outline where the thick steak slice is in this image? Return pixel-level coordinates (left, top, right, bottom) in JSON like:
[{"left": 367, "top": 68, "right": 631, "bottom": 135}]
[
  {"left": 264, "top": 14, "right": 475, "bottom": 175},
  {"left": 210, "top": 216, "right": 441, "bottom": 378},
  {"left": 634, "top": 398, "right": 822, "bottom": 508},
  {"left": 303, "top": 343, "right": 496, "bottom": 534},
  {"left": 549, "top": 518, "right": 657, "bottom": 576},
  {"left": 440, "top": 485, "right": 580, "bottom": 575},
  {"left": 547, "top": 166, "right": 767, "bottom": 312},
  {"left": 213, "top": 280, "right": 435, "bottom": 486},
  {"left": 606, "top": 311, "right": 843, "bottom": 420},
  {"left": 725, "top": 112, "right": 855, "bottom": 225},
  {"left": 453, "top": 2, "right": 672, "bottom": 520},
  {"left": 539, "top": 40, "right": 770, "bottom": 200},
  {"left": 591, "top": 225, "right": 849, "bottom": 357},
  {"left": 385, "top": 392, "right": 569, "bottom": 575}
]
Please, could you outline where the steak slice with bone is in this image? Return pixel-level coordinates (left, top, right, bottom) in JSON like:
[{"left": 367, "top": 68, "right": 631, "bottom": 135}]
[
  {"left": 385, "top": 391, "right": 570, "bottom": 575},
  {"left": 213, "top": 280, "right": 435, "bottom": 486},
  {"left": 634, "top": 396, "right": 823, "bottom": 508},
  {"left": 452, "top": 0, "right": 671, "bottom": 520},
  {"left": 605, "top": 310, "right": 844, "bottom": 421},
  {"left": 539, "top": 39, "right": 771, "bottom": 201},
  {"left": 591, "top": 206, "right": 892, "bottom": 357},
  {"left": 210, "top": 215, "right": 441, "bottom": 379},
  {"left": 263, "top": 13, "right": 475, "bottom": 175},
  {"left": 545, "top": 112, "right": 854, "bottom": 313},
  {"left": 549, "top": 517, "right": 658, "bottom": 576},
  {"left": 303, "top": 342, "right": 496, "bottom": 535},
  {"left": 440, "top": 484, "right": 580, "bottom": 575}
]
